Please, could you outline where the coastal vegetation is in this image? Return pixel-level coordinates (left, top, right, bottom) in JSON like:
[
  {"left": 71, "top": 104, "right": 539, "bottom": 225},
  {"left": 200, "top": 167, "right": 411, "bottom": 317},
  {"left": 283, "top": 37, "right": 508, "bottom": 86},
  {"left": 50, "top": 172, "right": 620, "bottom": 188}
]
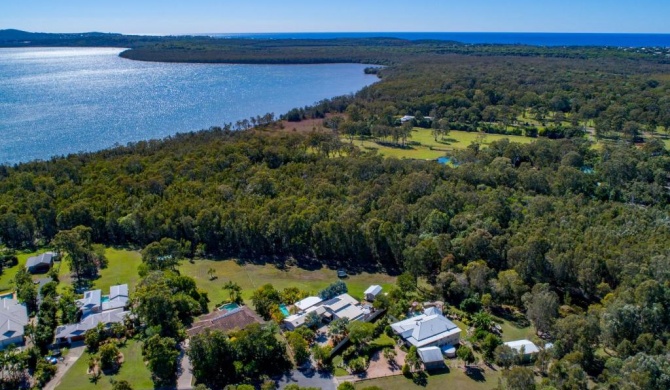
[{"left": 0, "top": 31, "right": 670, "bottom": 389}]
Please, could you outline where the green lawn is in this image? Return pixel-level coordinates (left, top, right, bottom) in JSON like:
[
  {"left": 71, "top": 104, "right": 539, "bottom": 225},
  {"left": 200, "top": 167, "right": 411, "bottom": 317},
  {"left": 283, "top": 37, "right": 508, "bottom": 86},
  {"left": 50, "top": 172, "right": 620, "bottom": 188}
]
[
  {"left": 350, "top": 128, "right": 535, "bottom": 160},
  {"left": 179, "top": 259, "right": 396, "bottom": 310},
  {"left": 354, "top": 364, "right": 502, "bottom": 390},
  {"left": 57, "top": 248, "right": 142, "bottom": 295},
  {"left": 56, "top": 339, "right": 153, "bottom": 390},
  {"left": 0, "top": 249, "right": 45, "bottom": 293}
]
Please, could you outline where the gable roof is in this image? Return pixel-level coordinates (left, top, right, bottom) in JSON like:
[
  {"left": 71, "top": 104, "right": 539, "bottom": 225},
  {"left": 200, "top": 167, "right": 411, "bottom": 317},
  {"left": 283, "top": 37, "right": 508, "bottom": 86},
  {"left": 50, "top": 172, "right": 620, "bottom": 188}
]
[
  {"left": 77, "top": 289, "right": 101, "bottom": 313},
  {"left": 423, "top": 306, "right": 442, "bottom": 316},
  {"left": 55, "top": 308, "right": 129, "bottom": 340},
  {"left": 418, "top": 346, "right": 444, "bottom": 363},
  {"left": 295, "top": 296, "right": 323, "bottom": 311},
  {"left": 0, "top": 299, "right": 29, "bottom": 343},
  {"left": 187, "top": 306, "right": 264, "bottom": 337},
  {"left": 25, "top": 252, "right": 54, "bottom": 269},
  {"left": 103, "top": 284, "right": 129, "bottom": 311},
  {"left": 504, "top": 339, "right": 540, "bottom": 355},
  {"left": 364, "top": 285, "right": 382, "bottom": 296}
]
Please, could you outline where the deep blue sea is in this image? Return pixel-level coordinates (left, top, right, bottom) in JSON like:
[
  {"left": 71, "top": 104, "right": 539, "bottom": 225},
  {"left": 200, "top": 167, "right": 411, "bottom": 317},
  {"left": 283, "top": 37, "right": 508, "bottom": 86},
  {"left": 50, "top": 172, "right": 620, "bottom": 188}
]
[
  {"left": 212, "top": 32, "right": 670, "bottom": 47},
  {"left": 0, "top": 47, "right": 378, "bottom": 164}
]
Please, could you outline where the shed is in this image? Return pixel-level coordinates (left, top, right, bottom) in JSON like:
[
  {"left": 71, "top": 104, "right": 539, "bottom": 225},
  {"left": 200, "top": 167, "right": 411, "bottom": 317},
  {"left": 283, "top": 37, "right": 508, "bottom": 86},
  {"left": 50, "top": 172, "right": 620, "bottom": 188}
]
[
  {"left": 364, "top": 285, "right": 382, "bottom": 302},
  {"left": 504, "top": 339, "right": 540, "bottom": 361},
  {"left": 25, "top": 252, "right": 54, "bottom": 274},
  {"left": 418, "top": 346, "right": 446, "bottom": 370}
]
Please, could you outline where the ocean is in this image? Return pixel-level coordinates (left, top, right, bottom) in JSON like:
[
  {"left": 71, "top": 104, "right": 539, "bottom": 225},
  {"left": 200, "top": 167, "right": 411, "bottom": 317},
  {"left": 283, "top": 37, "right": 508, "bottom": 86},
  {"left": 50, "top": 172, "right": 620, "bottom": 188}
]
[
  {"left": 210, "top": 32, "right": 670, "bottom": 47},
  {"left": 0, "top": 47, "right": 378, "bottom": 164}
]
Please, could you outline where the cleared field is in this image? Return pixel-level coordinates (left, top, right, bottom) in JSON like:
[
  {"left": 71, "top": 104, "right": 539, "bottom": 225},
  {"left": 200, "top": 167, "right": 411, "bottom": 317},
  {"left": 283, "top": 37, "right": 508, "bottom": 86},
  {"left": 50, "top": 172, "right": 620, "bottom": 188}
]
[
  {"left": 57, "top": 248, "right": 142, "bottom": 294},
  {"left": 0, "top": 250, "right": 46, "bottom": 293},
  {"left": 179, "top": 259, "right": 396, "bottom": 310},
  {"left": 354, "top": 364, "right": 502, "bottom": 390},
  {"left": 56, "top": 339, "right": 153, "bottom": 390},
  {"left": 350, "top": 128, "right": 535, "bottom": 160}
]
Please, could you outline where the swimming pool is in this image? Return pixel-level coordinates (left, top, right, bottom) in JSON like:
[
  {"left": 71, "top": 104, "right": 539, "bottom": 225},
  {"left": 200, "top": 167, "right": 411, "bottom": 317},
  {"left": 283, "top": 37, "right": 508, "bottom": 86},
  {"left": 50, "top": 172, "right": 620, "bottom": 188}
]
[
  {"left": 219, "top": 302, "right": 240, "bottom": 312},
  {"left": 437, "top": 157, "right": 451, "bottom": 165},
  {"left": 279, "top": 304, "right": 290, "bottom": 317},
  {"left": 0, "top": 292, "right": 14, "bottom": 300},
  {"left": 101, "top": 296, "right": 110, "bottom": 303}
]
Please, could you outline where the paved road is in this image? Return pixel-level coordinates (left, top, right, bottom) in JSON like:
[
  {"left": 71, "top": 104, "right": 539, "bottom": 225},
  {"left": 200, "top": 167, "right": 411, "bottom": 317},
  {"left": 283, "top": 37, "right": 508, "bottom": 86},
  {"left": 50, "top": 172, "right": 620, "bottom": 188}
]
[
  {"left": 176, "top": 344, "right": 193, "bottom": 389},
  {"left": 44, "top": 342, "right": 86, "bottom": 390},
  {"left": 276, "top": 366, "right": 337, "bottom": 390}
]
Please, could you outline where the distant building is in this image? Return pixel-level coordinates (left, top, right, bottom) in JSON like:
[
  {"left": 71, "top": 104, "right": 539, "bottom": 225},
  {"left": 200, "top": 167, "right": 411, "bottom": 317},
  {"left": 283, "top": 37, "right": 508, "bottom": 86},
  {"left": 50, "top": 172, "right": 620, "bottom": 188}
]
[
  {"left": 364, "top": 285, "right": 382, "bottom": 302},
  {"left": 418, "top": 346, "right": 446, "bottom": 370},
  {"left": 25, "top": 252, "right": 55, "bottom": 274},
  {"left": 295, "top": 296, "right": 323, "bottom": 311},
  {"left": 187, "top": 306, "right": 264, "bottom": 337},
  {"left": 0, "top": 298, "right": 29, "bottom": 349},
  {"left": 504, "top": 339, "right": 540, "bottom": 361},
  {"left": 55, "top": 308, "right": 129, "bottom": 344},
  {"left": 391, "top": 308, "right": 461, "bottom": 348}
]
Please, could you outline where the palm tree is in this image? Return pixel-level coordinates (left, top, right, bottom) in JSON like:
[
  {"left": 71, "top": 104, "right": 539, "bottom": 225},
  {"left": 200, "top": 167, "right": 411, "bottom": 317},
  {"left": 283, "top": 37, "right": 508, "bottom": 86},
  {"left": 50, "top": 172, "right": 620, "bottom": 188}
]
[
  {"left": 207, "top": 267, "right": 216, "bottom": 281},
  {"left": 222, "top": 281, "right": 242, "bottom": 304}
]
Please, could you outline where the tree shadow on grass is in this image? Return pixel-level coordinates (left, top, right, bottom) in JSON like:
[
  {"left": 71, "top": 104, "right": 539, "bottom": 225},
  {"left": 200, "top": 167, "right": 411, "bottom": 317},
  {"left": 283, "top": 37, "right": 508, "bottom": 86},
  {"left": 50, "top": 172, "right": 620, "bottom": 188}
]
[{"left": 465, "top": 366, "right": 487, "bottom": 382}]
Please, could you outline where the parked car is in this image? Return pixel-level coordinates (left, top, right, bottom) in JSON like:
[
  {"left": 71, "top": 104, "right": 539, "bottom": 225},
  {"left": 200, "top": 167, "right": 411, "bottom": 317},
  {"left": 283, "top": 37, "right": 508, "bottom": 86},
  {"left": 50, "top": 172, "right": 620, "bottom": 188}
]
[
  {"left": 46, "top": 357, "right": 58, "bottom": 365},
  {"left": 337, "top": 269, "right": 348, "bottom": 278}
]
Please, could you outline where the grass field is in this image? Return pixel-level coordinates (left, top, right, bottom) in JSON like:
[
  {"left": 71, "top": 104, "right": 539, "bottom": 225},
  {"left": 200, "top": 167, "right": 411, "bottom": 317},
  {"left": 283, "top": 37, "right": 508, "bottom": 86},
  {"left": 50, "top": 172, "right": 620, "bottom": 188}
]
[
  {"left": 0, "top": 250, "right": 41, "bottom": 293},
  {"left": 56, "top": 339, "right": 153, "bottom": 390},
  {"left": 350, "top": 128, "right": 535, "bottom": 160},
  {"left": 56, "top": 248, "right": 142, "bottom": 295},
  {"left": 179, "top": 259, "right": 396, "bottom": 310},
  {"left": 354, "top": 364, "right": 502, "bottom": 390}
]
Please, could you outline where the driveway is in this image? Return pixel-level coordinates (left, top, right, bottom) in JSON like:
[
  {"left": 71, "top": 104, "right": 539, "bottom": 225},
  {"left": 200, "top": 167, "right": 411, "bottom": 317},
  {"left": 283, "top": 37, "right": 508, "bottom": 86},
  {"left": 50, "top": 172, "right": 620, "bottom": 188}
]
[
  {"left": 177, "top": 343, "right": 193, "bottom": 389},
  {"left": 43, "top": 342, "right": 86, "bottom": 390},
  {"left": 276, "top": 365, "right": 336, "bottom": 390}
]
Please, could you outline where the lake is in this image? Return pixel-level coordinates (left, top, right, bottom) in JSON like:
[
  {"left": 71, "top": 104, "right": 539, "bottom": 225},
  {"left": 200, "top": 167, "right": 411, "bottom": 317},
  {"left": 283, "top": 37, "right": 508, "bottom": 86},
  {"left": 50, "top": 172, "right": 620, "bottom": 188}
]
[{"left": 0, "top": 47, "right": 378, "bottom": 164}]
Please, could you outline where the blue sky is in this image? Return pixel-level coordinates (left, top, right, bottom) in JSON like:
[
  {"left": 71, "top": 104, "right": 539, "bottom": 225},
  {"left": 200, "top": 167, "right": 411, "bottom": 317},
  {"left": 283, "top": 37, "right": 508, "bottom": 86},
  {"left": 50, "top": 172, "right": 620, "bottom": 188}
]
[{"left": 2, "top": 0, "right": 669, "bottom": 35}]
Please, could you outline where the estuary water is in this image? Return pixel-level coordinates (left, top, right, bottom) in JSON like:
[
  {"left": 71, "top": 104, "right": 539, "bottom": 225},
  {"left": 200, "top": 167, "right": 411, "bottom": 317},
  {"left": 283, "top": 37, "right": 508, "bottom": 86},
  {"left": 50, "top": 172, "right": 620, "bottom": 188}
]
[{"left": 0, "top": 47, "right": 378, "bottom": 164}]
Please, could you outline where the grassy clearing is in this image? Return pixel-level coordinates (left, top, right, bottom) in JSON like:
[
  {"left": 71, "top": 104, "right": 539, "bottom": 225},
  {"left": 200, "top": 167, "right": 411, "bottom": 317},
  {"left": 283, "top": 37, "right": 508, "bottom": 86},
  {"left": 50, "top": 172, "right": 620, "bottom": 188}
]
[
  {"left": 0, "top": 250, "right": 39, "bottom": 293},
  {"left": 56, "top": 339, "right": 153, "bottom": 390},
  {"left": 354, "top": 364, "right": 503, "bottom": 390},
  {"left": 349, "top": 128, "right": 535, "bottom": 160},
  {"left": 57, "top": 248, "right": 142, "bottom": 295},
  {"left": 179, "top": 259, "right": 396, "bottom": 310}
]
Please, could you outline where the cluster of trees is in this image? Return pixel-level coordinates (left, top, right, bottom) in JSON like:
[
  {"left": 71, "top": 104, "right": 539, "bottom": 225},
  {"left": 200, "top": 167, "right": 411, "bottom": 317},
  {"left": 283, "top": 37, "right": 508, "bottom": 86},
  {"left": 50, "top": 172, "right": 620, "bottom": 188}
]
[{"left": 188, "top": 325, "right": 291, "bottom": 389}]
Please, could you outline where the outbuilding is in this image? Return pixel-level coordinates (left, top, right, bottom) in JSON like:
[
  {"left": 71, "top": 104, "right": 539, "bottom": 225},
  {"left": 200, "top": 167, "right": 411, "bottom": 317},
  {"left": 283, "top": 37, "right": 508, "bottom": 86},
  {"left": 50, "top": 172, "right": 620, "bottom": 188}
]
[
  {"left": 25, "top": 252, "right": 55, "bottom": 274},
  {"left": 364, "top": 285, "right": 382, "bottom": 302},
  {"left": 418, "top": 346, "right": 446, "bottom": 370},
  {"left": 504, "top": 339, "right": 540, "bottom": 362}
]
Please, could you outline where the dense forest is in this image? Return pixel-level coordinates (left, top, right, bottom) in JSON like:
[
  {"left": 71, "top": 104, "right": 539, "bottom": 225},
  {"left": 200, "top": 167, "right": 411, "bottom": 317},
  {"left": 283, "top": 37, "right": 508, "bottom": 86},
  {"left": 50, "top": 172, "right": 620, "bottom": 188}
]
[{"left": 2, "top": 34, "right": 670, "bottom": 388}]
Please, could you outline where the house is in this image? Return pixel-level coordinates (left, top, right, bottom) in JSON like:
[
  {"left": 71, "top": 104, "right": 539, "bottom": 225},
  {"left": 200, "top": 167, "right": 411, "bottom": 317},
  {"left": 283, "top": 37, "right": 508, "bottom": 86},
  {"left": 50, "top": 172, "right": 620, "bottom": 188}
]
[
  {"left": 423, "top": 306, "right": 442, "bottom": 316},
  {"left": 0, "top": 298, "right": 29, "bottom": 349},
  {"left": 102, "top": 284, "right": 129, "bottom": 311},
  {"left": 418, "top": 346, "right": 446, "bottom": 370},
  {"left": 55, "top": 308, "right": 129, "bottom": 344},
  {"left": 504, "top": 339, "right": 540, "bottom": 361},
  {"left": 283, "top": 293, "right": 369, "bottom": 331},
  {"left": 77, "top": 289, "right": 102, "bottom": 317},
  {"left": 391, "top": 308, "right": 461, "bottom": 348},
  {"left": 187, "top": 306, "right": 264, "bottom": 337},
  {"left": 400, "top": 115, "right": 415, "bottom": 123},
  {"left": 25, "top": 252, "right": 55, "bottom": 274},
  {"left": 295, "top": 296, "right": 323, "bottom": 311},
  {"left": 364, "top": 285, "right": 382, "bottom": 302}
]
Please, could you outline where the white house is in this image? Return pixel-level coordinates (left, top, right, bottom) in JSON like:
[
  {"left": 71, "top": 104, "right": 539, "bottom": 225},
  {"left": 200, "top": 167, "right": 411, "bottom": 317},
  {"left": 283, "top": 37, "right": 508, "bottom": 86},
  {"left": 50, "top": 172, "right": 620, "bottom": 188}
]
[
  {"left": 391, "top": 308, "right": 461, "bottom": 348},
  {"left": 77, "top": 289, "right": 102, "bottom": 318},
  {"left": 504, "top": 339, "right": 540, "bottom": 361},
  {"left": 364, "top": 285, "right": 382, "bottom": 302},
  {"left": 0, "top": 298, "right": 29, "bottom": 349},
  {"left": 283, "top": 293, "right": 367, "bottom": 331}
]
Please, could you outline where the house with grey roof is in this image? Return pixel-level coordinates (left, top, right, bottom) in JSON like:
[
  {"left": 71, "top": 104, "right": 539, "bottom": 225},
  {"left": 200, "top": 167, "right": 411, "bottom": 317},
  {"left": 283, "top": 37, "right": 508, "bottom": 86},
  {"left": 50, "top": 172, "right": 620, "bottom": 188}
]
[
  {"left": 391, "top": 308, "right": 461, "bottom": 348},
  {"left": 25, "top": 252, "right": 55, "bottom": 274},
  {"left": 0, "top": 298, "right": 29, "bottom": 349},
  {"left": 55, "top": 308, "right": 129, "bottom": 344},
  {"left": 283, "top": 293, "right": 369, "bottom": 331},
  {"left": 77, "top": 289, "right": 102, "bottom": 318},
  {"left": 102, "top": 284, "right": 129, "bottom": 311}
]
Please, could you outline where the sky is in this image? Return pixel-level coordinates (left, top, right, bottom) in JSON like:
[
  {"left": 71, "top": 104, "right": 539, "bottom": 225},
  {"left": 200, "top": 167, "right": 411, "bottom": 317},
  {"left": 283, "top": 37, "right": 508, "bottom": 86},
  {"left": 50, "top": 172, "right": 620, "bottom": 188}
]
[{"left": 1, "top": 0, "right": 669, "bottom": 35}]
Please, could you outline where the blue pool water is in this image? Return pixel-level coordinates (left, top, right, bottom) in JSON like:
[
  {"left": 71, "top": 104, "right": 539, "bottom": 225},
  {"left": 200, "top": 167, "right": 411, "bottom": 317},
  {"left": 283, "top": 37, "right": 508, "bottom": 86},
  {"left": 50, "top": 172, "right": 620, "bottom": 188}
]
[
  {"left": 0, "top": 47, "right": 379, "bottom": 164},
  {"left": 279, "top": 304, "right": 290, "bottom": 317},
  {"left": 219, "top": 302, "right": 240, "bottom": 312},
  {"left": 101, "top": 296, "right": 110, "bottom": 303},
  {"left": 0, "top": 293, "right": 14, "bottom": 299},
  {"left": 437, "top": 157, "right": 451, "bottom": 165}
]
